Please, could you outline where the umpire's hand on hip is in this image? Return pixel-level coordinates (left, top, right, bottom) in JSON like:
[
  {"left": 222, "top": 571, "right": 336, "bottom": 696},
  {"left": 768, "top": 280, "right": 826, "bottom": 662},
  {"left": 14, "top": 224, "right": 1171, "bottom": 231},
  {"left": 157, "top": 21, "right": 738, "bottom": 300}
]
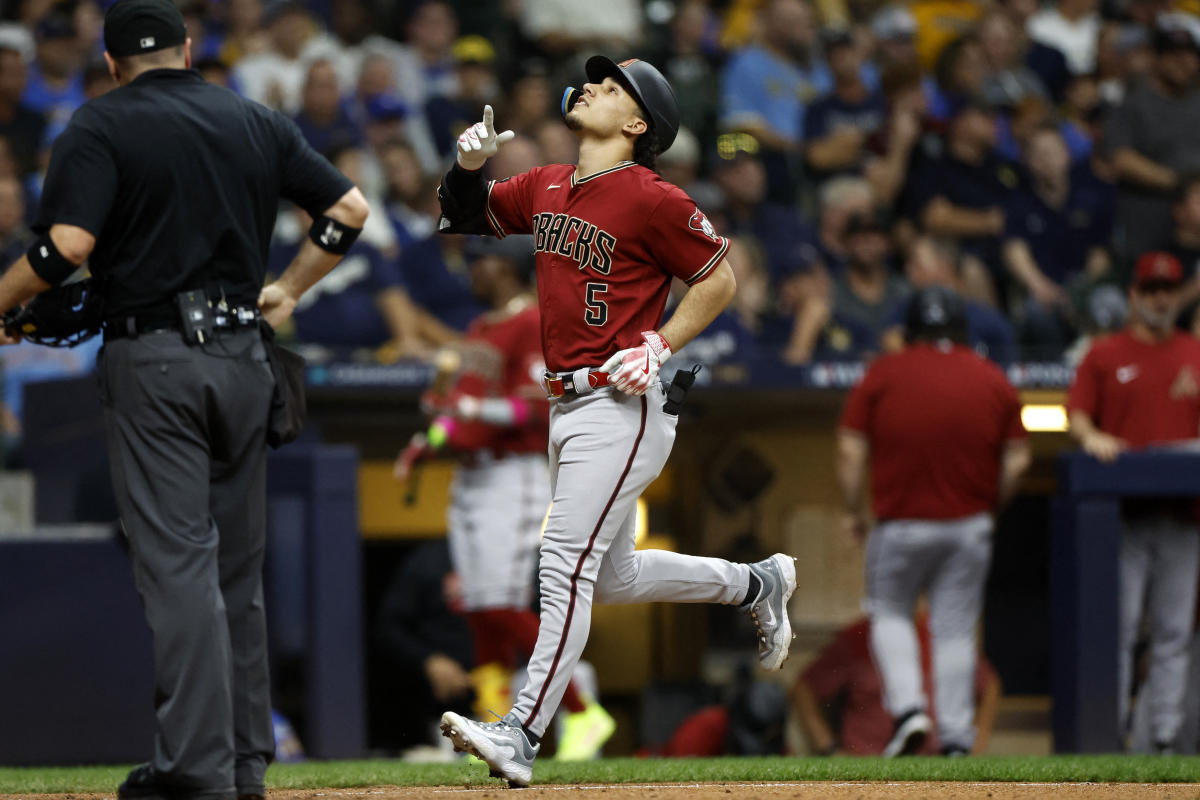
[
  {"left": 457, "top": 104, "right": 515, "bottom": 172},
  {"left": 258, "top": 282, "right": 297, "bottom": 329}
]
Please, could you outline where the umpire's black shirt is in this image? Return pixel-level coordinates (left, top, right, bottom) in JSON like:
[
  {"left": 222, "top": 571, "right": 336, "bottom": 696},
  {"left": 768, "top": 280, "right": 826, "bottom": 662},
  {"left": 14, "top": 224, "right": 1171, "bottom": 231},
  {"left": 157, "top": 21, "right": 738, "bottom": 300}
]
[{"left": 33, "top": 68, "right": 351, "bottom": 318}]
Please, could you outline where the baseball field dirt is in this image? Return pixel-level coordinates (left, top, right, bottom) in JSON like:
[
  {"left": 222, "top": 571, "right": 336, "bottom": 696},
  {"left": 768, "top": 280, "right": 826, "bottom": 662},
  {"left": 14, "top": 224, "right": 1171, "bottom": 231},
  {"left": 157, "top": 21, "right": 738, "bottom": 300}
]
[{"left": 15, "top": 784, "right": 1200, "bottom": 799}]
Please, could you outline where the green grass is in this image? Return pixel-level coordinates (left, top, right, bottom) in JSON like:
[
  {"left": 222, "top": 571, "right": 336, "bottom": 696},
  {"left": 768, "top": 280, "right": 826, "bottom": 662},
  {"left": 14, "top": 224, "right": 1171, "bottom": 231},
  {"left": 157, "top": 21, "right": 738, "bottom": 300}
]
[{"left": 2, "top": 756, "right": 1199, "bottom": 794}]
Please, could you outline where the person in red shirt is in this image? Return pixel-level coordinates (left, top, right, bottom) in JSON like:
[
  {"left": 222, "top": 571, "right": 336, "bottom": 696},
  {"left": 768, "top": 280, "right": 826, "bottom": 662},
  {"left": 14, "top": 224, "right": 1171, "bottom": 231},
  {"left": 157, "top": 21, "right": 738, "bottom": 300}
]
[
  {"left": 432, "top": 57, "right": 797, "bottom": 787},
  {"left": 1066, "top": 251, "right": 1200, "bottom": 753},
  {"left": 792, "top": 614, "right": 1001, "bottom": 756},
  {"left": 837, "top": 286, "right": 1030, "bottom": 756}
]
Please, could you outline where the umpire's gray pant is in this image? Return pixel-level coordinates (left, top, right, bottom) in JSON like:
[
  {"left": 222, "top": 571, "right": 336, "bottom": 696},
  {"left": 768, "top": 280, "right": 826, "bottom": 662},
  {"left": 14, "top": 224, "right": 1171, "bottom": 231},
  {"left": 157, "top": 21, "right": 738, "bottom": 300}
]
[{"left": 100, "top": 329, "right": 276, "bottom": 796}]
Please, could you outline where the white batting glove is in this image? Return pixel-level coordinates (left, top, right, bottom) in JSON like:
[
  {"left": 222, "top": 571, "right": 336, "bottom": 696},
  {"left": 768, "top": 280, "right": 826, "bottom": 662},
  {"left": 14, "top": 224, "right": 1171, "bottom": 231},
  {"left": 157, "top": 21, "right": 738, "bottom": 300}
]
[
  {"left": 600, "top": 331, "right": 673, "bottom": 397},
  {"left": 456, "top": 104, "right": 515, "bottom": 171}
]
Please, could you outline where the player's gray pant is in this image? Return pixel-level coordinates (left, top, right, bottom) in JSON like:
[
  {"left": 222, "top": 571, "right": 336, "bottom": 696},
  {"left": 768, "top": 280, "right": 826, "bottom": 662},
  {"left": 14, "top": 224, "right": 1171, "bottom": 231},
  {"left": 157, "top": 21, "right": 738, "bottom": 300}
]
[
  {"left": 865, "top": 512, "right": 992, "bottom": 751},
  {"left": 447, "top": 452, "right": 549, "bottom": 610},
  {"left": 1118, "top": 512, "right": 1200, "bottom": 747},
  {"left": 100, "top": 330, "right": 276, "bottom": 796},
  {"left": 511, "top": 384, "right": 751, "bottom": 737}
]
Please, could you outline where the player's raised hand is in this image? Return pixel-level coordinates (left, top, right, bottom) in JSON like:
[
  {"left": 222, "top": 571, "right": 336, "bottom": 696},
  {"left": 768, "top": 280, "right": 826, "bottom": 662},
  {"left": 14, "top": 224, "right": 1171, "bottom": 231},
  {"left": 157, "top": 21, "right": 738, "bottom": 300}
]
[
  {"left": 600, "top": 330, "right": 672, "bottom": 397},
  {"left": 457, "top": 104, "right": 515, "bottom": 171}
]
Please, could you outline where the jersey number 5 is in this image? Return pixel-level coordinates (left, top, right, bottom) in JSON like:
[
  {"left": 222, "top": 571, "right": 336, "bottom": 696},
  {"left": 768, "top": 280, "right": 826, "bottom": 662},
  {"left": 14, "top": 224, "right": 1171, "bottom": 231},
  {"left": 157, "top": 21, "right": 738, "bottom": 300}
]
[{"left": 585, "top": 282, "right": 608, "bottom": 327}]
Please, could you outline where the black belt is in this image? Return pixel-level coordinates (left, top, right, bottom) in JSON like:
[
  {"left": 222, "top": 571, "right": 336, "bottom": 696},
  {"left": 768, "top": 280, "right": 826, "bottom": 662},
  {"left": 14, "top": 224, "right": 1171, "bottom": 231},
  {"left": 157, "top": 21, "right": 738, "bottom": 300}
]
[{"left": 104, "top": 305, "right": 261, "bottom": 341}]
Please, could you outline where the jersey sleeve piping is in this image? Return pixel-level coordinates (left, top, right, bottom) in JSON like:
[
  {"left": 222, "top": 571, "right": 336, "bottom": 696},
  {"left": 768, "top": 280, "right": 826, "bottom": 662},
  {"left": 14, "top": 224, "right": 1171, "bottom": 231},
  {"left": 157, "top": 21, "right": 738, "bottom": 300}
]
[
  {"left": 485, "top": 180, "right": 507, "bottom": 238},
  {"left": 684, "top": 236, "right": 730, "bottom": 285}
]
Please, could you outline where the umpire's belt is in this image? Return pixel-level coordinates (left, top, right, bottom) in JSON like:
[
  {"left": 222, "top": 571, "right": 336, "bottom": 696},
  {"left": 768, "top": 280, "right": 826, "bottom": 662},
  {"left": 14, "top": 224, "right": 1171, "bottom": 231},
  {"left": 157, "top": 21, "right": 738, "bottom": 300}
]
[
  {"left": 544, "top": 368, "right": 609, "bottom": 398},
  {"left": 104, "top": 304, "right": 260, "bottom": 341}
]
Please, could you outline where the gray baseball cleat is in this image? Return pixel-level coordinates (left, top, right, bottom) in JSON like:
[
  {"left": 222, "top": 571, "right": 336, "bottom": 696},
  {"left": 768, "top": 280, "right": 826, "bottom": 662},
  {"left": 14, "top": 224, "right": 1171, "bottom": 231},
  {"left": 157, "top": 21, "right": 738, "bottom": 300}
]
[
  {"left": 441, "top": 710, "right": 540, "bottom": 787},
  {"left": 745, "top": 553, "right": 797, "bottom": 670}
]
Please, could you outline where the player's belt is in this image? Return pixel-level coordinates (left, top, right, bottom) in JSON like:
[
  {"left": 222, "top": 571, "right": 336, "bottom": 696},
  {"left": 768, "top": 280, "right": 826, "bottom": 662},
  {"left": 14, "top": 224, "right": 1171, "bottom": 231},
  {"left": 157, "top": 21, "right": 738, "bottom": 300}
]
[{"left": 544, "top": 368, "right": 609, "bottom": 398}]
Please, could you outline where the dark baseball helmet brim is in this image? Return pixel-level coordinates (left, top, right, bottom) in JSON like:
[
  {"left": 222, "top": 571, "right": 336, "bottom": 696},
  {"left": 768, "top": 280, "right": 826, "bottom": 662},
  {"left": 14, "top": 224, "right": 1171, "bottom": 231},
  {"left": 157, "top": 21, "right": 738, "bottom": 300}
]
[{"left": 584, "top": 55, "right": 679, "bottom": 153}]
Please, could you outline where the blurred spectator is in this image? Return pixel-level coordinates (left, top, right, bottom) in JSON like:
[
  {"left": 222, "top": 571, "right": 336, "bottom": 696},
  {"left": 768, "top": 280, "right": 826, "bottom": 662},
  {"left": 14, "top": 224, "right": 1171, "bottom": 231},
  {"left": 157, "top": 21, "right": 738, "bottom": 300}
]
[
  {"left": 1004, "top": 124, "right": 1114, "bottom": 358},
  {"left": 518, "top": 0, "right": 641, "bottom": 63},
  {"left": 398, "top": 186, "right": 486, "bottom": 335},
  {"left": 0, "top": 174, "right": 34, "bottom": 266},
  {"left": 195, "top": 58, "right": 231, "bottom": 88},
  {"left": 329, "top": 142, "right": 395, "bottom": 254},
  {"left": 292, "top": 58, "right": 364, "bottom": 153},
  {"left": 355, "top": 54, "right": 440, "bottom": 175},
  {"left": 904, "top": 99, "right": 1017, "bottom": 303},
  {"left": 712, "top": 132, "right": 820, "bottom": 287},
  {"left": 24, "top": 11, "right": 84, "bottom": 144},
  {"left": 219, "top": 0, "right": 270, "bottom": 66},
  {"left": 1066, "top": 252, "right": 1200, "bottom": 754},
  {"left": 230, "top": 1, "right": 337, "bottom": 114},
  {"left": 1105, "top": 15, "right": 1200, "bottom": 264},
  {"left": 815, "top": 174, "right": 876, "bottom": 272},
  {"left": 501, "top": 60, "right": 553, "bottom": 138},
  {"left": 378, "top": 138, "right": 433, "bottom": 248},
  {"left": 645, "top": 668, "right": 788, "bottom": 757},
  {"left": 864, "top": 63, "right": 927, "bottom": 209},
  {"left": 670, "top": 236, "right": 770, "bottom": 368},
  {"left": 425, "top": 36, "right": 497, "bottom": 158},
  {"left": 792, "top": 614, "right": 1001, "bottom": 755},
  {"left": 324, "top": 0, "right": 381, "bottom": 89},
  {"left": 375, "top": 539, "right": 475, "bottom": 749},
  {"left": 534, "top": 117, "right": 579, "bottom": 167},
  {"left": 928, "top": 35, "right": 986, "bottom": 124},
  {"left": 485, "top": 132, "right": 541, "bottom": 182},
  {"left": 881, "top": 235, "right": 1019, "bottom": 365},
  {"left": 1060, "top": 73, "right": 1103, "bottom": 160},
  {"left": 1027, "top": 0, "right": 1102, "bottom": 76},
  {"left": 803, "top": 30, "right": 886, "bottom": 183},
  {"left": 390, "top": 0, "right": 459, "bottom": 109},
  {"left": 996, "top": 0, "right": 1071, "bottom": 103},
  {"left": 719, "top": 0, "right": 825, "bottom": 203},
  {"left": 838, "top": 286, "right": 1029, "bottom": 756},
  {"left": 0, "top": 45, "right": 45, "bottom": 177},
  {"left": 978, "top": 10, "right": 1050, "bottom": 110},
  {"left": 180, "top": 0, "right": 225, "bottom": 62},
  {"left": 82, "top": 58, "right": 114, "bottom": 99},
  {"left": 1166, "top": 175, "right": 1200, "bottom": 331},
  {"left": 1095, "top": 23, "right": 1153, "bottom": 107},
  {"left": 652, "top": 0, "right": 723, "bottom": 161},
  {"left": 909, "top": 0, "right": 984, "bottom": 72}
]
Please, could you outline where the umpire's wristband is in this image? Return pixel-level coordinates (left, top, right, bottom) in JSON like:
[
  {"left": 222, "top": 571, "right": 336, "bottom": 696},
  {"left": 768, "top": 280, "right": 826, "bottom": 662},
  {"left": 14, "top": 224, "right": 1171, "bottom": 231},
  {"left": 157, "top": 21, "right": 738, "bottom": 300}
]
[{"left": 308, "top": 215, "right": 362, "bottom": 255}]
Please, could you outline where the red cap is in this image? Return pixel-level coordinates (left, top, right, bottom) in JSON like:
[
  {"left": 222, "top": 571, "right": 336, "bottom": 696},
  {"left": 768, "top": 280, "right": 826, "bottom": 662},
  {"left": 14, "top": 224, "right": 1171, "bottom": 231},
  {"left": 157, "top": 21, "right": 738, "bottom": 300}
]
[{"left": 1133, "top": 251, "right": 1184, "bottom": 287}]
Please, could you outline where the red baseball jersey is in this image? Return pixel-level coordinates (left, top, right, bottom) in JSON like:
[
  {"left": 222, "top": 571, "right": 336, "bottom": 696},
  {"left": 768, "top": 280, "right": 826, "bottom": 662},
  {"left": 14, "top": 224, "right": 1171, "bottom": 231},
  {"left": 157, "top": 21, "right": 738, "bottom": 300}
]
[
  {"left": 1066, "top": 330, "right": 1200, "bottom": 447},
  {"left": 840, "top": 343, "right": 1027, "bottom": 520},
  {"left": 483, "top": 162, "right": 729, "bottom": 372},
  {"left": 447, "top": 302, "right": 549, "bottom": 455}
]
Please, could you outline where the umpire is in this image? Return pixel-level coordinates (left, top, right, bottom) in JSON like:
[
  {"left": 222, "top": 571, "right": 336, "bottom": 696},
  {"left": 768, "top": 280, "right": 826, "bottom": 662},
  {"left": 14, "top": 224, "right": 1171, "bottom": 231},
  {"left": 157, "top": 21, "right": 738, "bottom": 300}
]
[{"left": 0, "top": 2, "right": 368, "bottom": 799}]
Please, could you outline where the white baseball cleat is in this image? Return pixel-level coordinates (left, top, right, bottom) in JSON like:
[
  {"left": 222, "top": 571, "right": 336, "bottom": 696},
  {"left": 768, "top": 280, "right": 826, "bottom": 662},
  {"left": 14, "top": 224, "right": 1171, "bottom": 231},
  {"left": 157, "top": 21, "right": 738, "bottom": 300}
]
[
  {"left": 745, "top": 553, "right": 797, "bottom": 670},
  {"left": 440, "top": 711, "right": 540, "bottom": 787}
]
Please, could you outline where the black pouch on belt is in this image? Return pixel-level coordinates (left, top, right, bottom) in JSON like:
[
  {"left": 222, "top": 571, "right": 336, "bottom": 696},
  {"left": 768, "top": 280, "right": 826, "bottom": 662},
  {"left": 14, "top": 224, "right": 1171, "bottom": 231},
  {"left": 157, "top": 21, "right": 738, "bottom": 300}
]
[
  {"left": 663, "top": 365, "right": 702, "bottom": 416},
  {"left": 259, "top": 319, "right": 308, "bottom": 448}
]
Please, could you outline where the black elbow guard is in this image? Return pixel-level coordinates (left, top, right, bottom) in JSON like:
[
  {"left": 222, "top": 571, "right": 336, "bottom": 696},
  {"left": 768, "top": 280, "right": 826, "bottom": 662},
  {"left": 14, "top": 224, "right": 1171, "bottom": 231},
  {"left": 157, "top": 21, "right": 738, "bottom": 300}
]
[
  {"left": 438, "top": 163, "right": 491, "bottom": 235},
  {"left": 26, "top": 234, "right": 77, "bottom": 284},
  {"left": 308, "top": 215, "right": 362, "bottom": 254}
]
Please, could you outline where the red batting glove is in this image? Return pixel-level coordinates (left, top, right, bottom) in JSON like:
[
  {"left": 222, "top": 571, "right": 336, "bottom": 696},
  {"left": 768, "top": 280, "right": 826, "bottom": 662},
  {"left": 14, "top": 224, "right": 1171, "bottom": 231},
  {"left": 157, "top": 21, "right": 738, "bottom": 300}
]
[{"left": 600, "top": 330, "right": 672, "bottom": 397}]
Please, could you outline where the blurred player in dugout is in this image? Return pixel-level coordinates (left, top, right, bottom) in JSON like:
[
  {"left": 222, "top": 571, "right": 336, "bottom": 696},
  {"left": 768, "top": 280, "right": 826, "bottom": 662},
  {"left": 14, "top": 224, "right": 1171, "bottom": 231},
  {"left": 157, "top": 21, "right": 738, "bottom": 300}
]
[
  {"left": 395, "top": 235, "right": 616, "bottom": 760},
  {"left": 837, "top": 287, "right": 1031, "bottom": 757},
  {"left": 1066, "top": 252, "right": 1200, "bottom": 754}
]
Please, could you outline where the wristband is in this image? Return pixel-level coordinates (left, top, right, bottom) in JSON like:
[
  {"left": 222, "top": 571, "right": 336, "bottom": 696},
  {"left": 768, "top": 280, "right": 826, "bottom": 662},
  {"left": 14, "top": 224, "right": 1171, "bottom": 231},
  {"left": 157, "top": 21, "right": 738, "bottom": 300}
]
[
  {"left": 26, "top": 234, "right": 76, "bottom": 284},
  {"left": 308, "top": 215, "right": 362, "bottom": 255},
  {"left": 641, "top": 330, "right": 672, "bottom": 360},
  {"left": 428, "top": 416, "right": 456, "bottom": 449}
]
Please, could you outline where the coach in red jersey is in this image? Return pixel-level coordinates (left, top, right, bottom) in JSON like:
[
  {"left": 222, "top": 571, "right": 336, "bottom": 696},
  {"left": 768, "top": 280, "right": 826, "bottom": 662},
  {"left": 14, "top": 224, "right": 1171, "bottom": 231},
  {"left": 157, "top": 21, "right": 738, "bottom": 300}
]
[
  {"left": 838, "top": 286, "right": 1030, "bottom": 757},
  {"left": 1066, "top": 251, "right": 1200, "bottom": 753},
  {"left": 433, "top": 56, "right": 798, "bottom": 786}
]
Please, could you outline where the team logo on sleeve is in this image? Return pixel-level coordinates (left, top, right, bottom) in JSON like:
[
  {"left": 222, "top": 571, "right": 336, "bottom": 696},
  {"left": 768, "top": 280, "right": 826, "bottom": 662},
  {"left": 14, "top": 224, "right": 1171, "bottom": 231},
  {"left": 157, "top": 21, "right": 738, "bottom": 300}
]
[{"left": 689, "top": 207, "right": 718, "bottom": 241}]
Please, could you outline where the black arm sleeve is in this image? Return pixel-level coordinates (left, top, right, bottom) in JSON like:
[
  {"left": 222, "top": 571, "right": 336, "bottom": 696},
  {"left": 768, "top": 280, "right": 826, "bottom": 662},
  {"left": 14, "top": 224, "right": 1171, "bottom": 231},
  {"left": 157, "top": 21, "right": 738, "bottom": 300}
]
[{"left": 437, "top": 162, "right": 493, "bottom": 235}]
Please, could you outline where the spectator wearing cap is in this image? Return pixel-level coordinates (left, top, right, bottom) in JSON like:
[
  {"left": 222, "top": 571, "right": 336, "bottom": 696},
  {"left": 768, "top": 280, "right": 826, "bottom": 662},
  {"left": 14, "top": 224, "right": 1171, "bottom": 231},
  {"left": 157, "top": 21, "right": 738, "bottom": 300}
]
[
  {"left": 1104, "top": 15, "right": 1200, "bottom": 265},
  {"left": 293, "top": 58, "right": 364, "bottom": 154},
  {"left": 425, "top": 35, "right": 497, "bottom": 159},
  {"left": 901, "top": 98, "right": 1018, "bottom": 303},
  {"left": 870, "top": 6, "right": 941, "bottom": 110},
  {"left": 881, "top": 235, "right": 1017, "bottom": 365},
  {"left": 1003, "top": 123, "right": 1114, "bottom": 359},
  {"left": 1027, "top": 0, "right": 1102, "bottom": 76},
  {"left": 0, "top": 45, "right": 46, "bottom": 178},
  {"left": 803, "top": 29, "right": 886, "bottom": 184},
  {"left": 23, "top": 11, "right": 85, "bottom": 143},
  {"left": 719, "top": 0, "right": 830, "bottom": 203},
  {"left": 230, "top": 0, "right": 338, "bottom": 114},
  {"left": 1066, "top": 250, "right": 1200, "bottom": 753}
]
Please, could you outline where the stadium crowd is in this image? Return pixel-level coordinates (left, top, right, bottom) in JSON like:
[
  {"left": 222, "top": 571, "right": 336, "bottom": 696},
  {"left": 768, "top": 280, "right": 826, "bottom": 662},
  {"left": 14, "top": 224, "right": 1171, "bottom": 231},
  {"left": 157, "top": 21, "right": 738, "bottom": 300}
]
[{"left": 0, "top": 0, "right": 1198, "bottom": 378}]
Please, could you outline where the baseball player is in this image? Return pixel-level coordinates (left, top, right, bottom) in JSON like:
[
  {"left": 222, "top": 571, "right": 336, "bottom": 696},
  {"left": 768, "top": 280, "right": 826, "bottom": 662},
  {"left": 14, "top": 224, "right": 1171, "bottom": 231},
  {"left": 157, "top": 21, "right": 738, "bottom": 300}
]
[
  {"left": 395, "top": 236, "right": 615, "bottom": 760},
  {"left": 837, "top": 287, "right": 1030, "bottom": 757},
  {"left": 1066, "top": 252, "right": 1200, "bottom": 753},
  {"left": 433, "top": 56, "right": 797, "bottom": 786}
]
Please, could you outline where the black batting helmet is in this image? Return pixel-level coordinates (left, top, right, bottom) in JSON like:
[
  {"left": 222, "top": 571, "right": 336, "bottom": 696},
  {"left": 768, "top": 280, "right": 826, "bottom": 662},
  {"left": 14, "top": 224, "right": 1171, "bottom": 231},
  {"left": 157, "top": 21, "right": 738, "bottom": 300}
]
[
  {"left": 904, "top": 286, "right": 968, "bottom": 345},
  {"left": 562, "top": 56, "right": 680, "bottom": 153}
]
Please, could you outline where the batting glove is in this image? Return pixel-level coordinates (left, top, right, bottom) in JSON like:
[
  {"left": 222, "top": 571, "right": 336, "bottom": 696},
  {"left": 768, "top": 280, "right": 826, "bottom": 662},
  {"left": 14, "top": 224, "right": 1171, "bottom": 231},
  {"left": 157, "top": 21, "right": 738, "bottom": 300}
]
[
  {"left": 457, "top": 104, "right": 515, "bottom": 172},
  {"left": 600, "top": 331, "right": 672, "bottom": 397}
]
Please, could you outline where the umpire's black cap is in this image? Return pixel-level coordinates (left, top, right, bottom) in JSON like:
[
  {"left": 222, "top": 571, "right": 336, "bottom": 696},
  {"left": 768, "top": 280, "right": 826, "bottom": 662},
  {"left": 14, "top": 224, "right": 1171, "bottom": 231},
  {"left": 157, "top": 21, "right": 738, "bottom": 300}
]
[
  {"left": 104, "top": 0, "right": 187, "bottom": 58},
  {"left": 584, "top": 56, "right": 680, "bottom": 153},
  {"left": 904, "top": 286, "right": 968, "bottom": 345}
]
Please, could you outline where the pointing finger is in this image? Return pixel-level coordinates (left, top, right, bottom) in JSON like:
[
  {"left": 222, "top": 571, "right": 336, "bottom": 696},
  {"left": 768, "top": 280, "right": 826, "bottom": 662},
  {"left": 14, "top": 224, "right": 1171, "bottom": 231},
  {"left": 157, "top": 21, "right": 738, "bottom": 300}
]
[{"left": 482, "top": 104, "right": 494, "bottom": 135}]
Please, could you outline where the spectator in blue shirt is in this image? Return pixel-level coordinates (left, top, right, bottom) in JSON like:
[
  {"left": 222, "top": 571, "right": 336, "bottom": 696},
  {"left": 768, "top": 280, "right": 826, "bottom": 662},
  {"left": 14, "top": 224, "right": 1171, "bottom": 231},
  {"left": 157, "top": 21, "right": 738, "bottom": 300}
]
[
  {"left": 397, "top": 233, "right": 488, "bottom": 334},
  {"left": 803, "top": 29, "right": 886, "bottom": 185},
  {"left": 292, "top": 59, "right": 364, "bottom": 154},
  {"left": 22, "top": 13, "right": 85, "bottom": 147},
  {"left": 0, "top": 46, "right": 46, "bottom": 179},
  {"left": 719, "top": 0, "right": 827, "bottom": 202},
  {"left": 1003, "top": 123, "right": 1114, "bottom": 359},
  {"left": 882, "top": 235, "right": 1018, "bottom": 365}
]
